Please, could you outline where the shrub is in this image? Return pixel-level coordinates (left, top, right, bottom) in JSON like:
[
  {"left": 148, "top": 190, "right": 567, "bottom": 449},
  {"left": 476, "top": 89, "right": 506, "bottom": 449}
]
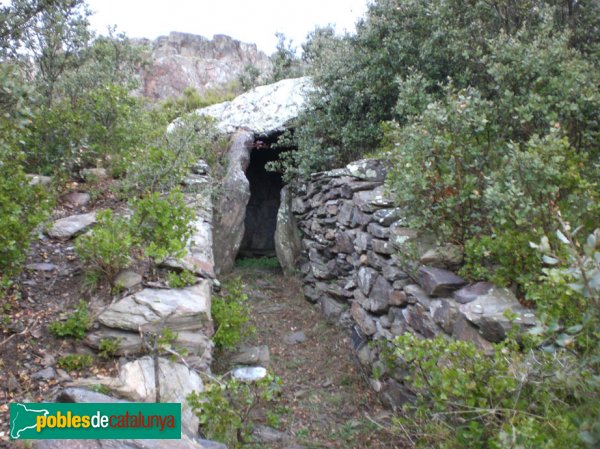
[
  {"left": 48, "top": 300, "right": 90, "bottom": 340},
  {"left": 166, "top": 269, "right": 197, "bottom": 288},
  {"left": 121, "top": 113, "right": 220, "bottom": 194},
  {"left": 98, "top": 338, "right": 121, "bottom": 359},
  {"left": 211, "top": 278, "right": 253, "bottom": 349},
  {"left": 75, "top": 209, "right": 132, "bottom": 286},
  {"left": 57, "top": 354, "right": 94, "bottom": 372},
  {"left": 187, "top": 372, "right": 282, "bottom": 447},
  {"left": 130, "top": 189, "right": 194, "bottom": 263},
  {"left": 386, "top": 333, "right": 598, "bottom": 448}
]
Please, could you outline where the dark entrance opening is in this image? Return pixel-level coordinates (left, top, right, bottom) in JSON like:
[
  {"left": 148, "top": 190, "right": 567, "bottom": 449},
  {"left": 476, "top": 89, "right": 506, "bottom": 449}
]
[{"left": 238, "top": 134, "right": 289, "bottom": 258}]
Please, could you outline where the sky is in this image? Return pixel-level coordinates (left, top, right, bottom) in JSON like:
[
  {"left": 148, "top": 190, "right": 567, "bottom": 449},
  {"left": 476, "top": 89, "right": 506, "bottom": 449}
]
[{"left": 86, "top": 0, "right": 370, "bottom": 55}]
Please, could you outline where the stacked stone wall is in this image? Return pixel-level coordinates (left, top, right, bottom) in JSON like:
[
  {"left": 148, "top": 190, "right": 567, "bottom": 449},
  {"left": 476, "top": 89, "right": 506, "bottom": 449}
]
[{"left": 287, "top": 159, "right": 536, "bottom": 407}]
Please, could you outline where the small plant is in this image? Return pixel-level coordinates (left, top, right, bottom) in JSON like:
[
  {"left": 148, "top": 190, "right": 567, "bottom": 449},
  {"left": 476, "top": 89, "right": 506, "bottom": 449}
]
[
  {"left": 166, "top": 269, "right": 197, "bottom": 288},
  {"left": 235, "top": 257, "right": 281, "bottom": 270},
  {"left": 57, "top": 354, "right": 94, "bottom": 371},
  {"left": 212, "top": 277, "right": 253, "bottom": 349},
  {"left": 48, "top": 300, "right": 90, "bottom": 339},
  {"left": 98, "top": 337, "right": 121, "bottom": 359},
  {"left": 187, "top": 372, "right": 282, "bottom": 447},
  {"left": 75, "top": 209, "right": 132, "bottom": 287},
  {"left": 130, "top": 189, "right": 194, "bottom": 263}
]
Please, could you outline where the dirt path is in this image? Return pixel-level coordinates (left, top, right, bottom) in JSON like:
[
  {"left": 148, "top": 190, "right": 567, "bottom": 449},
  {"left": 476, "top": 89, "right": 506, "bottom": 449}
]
[{"left": 219, "top": 266, "right": 406, "bottom": 449}]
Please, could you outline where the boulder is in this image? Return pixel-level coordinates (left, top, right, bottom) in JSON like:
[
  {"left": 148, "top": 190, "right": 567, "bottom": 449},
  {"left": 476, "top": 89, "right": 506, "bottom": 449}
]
[
  {"left": 418, "top": 266, "right": 466, "bottom": 297},
  {"left": 63, "top": 192, "right": 91, "bottom": 207},
  {"left": 114, "top": 271, "right": 142, "bottom": 290},
  {"left": 97, "top": 282, "right": 212, "bottom": 334},
  {"left": 231, "top": 345, "right": 270, "bottom": 366},
  {"left": 459, "top": 287, "right": 536, "bottom": 342},
  {"left": 46, "top": 212, "right": 96, "bottom": 239},
  {"left": 212, "top": 131, "right": 252, "bottom": 274},
  {"left": 193, "top": 77, "right": 312, "bottom": 134},
  {"left": 275, "top": 186, "right": 302, "bottom": 275}
]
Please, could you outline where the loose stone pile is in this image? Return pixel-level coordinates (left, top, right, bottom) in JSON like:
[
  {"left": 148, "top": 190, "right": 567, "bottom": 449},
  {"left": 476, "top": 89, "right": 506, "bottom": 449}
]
[{"left": 284, "top": 159, "right": 537, "bottom": 407}]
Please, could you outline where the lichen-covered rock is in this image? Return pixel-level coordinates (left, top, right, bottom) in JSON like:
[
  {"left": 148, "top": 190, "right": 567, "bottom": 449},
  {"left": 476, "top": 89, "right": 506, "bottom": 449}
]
[
  {"left": 97, "top": 282, "right": 212, "bottom": 333},
  {"left": 193, "top": 77, "right": 312, "bottom": 134}
]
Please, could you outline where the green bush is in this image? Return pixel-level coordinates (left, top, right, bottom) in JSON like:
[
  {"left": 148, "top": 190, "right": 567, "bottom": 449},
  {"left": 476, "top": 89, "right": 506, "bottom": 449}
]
[
  {"left": 121, "top": 113, "right": 220, "bottom": 194},
  {"left": 166, "top": 269, "right": 197, "bottom": 288},
  {"left": 187, "top": 372, "right": 282, "bottom": 447},
  {"left": 386, "top": 333, "right": 598, "bottom": 448},
  {"left": 98, "top": 337, "right": 121, "bottom": 359},
  {"left": 130, "top": 189, "right": 194, "bottom": 263},
  {"left": 57, "top": 354, "right": 94, "bottom": 372},
  {"left": 75, "top": 209, "right": 132, "bottom": 286},
  {"left": 48, "top": 300, "right": 90, "bottom": 339},
  {"left": 211, "top": 278, "right": 253, "bottom": 349}
]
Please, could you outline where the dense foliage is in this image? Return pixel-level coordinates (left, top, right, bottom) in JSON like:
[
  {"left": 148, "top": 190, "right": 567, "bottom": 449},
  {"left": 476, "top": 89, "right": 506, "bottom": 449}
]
[{"left": 286, "top": 1, "right": 600, "bottom": 446}]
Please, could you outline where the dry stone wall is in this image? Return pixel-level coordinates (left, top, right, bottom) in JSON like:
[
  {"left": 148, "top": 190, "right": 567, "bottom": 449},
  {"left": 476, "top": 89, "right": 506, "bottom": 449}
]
[{"left": 287, "top": 159, "right": 537, "bottom": 408}]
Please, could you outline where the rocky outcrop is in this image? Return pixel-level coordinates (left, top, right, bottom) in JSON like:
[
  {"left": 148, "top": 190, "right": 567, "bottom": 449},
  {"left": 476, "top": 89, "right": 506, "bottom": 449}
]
[
  {"left": 290, "top": 159, "right": 537, "bottom": 407},
  {"left": 212, "top": 131, "right": 253, "bottom": 274},
  {"left": 193, "top": 77, "right": 312, "bottom": 134},
  {"left": 136, "top": 32, "right": 272, "bottom": 101}
]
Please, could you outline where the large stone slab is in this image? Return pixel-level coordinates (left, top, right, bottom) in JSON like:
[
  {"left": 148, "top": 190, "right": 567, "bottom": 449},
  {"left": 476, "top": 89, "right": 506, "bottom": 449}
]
[
  {"left": 192, "top": 77, "right": 313, "bottom": 134},
  {"left": 459, "top": 287, "right": 537, "bottom": 342},
  {"left": 275, "top": 186, "right": 302, "bottom": 275},
  {"left": 418, "top": 266, "right": 466, "bottom": 297},
  {"left": 46, "top": 212, "right": 96, "bottom": 239},
  {"left": 97, "top": 282, "right": 212, "bottom": 333},
  {"left": 72, "top": 357, "right": 203, "bottom": 437}
]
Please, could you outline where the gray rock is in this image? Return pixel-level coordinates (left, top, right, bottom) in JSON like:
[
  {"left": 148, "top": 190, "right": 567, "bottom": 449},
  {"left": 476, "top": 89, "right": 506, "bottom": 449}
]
[
  {"left": 345, "top": 159, "right": 388, "bottom": 182},
  {"left": 351, "top": 302, "right": 376, "bottom": 336},
  {"left": 26, "top": 263, "right": 58, "bottom": 272},
  {"left": 232, "top": 366, "right": 268, "bottom": 382},
  {"left": 284, "top": 331, "right": 307, "bottom": 345},
  {"left": 46, "top": 212, "right": 96, "bottom": 239},
  {"left": 459, "top": 287, "right": 536, "bottom": 342},
  {"left": 114, "top": 271, "right": 142, "bottom": 290},
  {"left": 453, "top": 282, "right": 494, "bottom": 304},
  {"left": 63, "top": 192, "right": 91, "bottom": 206},
  {"left": 303, "top": 285, "right": 320, "bottom": 303},
  {"left": 403, "top": 305, "right": 439, "bottom": 338},
  {"left": 232, "top": 345, "right": 270, "bottom": 365},
  {"left": 368, "top": 276, "right": 392, "bottom": 313},
  {"left": 404, "top": 284, "right": 432, "bottom": 309},
  {"left": 383, "top": 265, "right": 408, "bottom": 283},
  {"left": 32, "top": 367, "right": 56, "bottom": 381},
  {"left": 97, "top": 282, "right": 212, "bottom": 333},
  {"left": 27, "top": 174, "right": 52, "bottom": 186},
  {"left": 192, "top": 77, "right": 312, "bottom": 134},
  {"left": 58, "top": 387, "right": 125, "bottom": 404},
  {"left": 432, "top": 299, "right": 459, "bottom": 334},
  {"left": 320, "top": 296, "right": 346, "bottom": 322},
  {"left": 389, "top": 290, "right": 408, "bottom": 306},
  {"left": 252, "top": 425, "right": 288, "bottom": 443},
  {"left": 33, "top": 435, "right": 211, "bottom": 449},
  {"left": 334, "top": 230, "right": 354, "bottom": 254},
  {"left": 371, "top": 239, "right": 394, "bottom": 255},
  {"left": 355, "top": 232, "right": 372, "bottom": 253},
  {"left": 81, "top": 168, "right": 108, "bottom": 180},
  {"left": 418, "top": 266, "right": 466, "bottom": 297},
  {"left": 275, "top": 186, "right": 303, "bottom": 275},
  {"left": 373, "top": 208, "right": 403, "bottom": 226},
  {"left": 367, "top": 223, "right": 390, "bottom": 239},
  {"left": 357, "top": 266, "right": 378, "bottom": 296},
  {"left": 452, "top": 315, "right": 494, "bottom": 351},
  {"left": 213, "top": 131, "right": 252, "bottom": 274}
]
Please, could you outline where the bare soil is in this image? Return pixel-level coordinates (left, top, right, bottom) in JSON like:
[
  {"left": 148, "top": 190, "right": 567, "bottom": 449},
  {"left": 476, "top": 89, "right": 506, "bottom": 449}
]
[{"left": 218, "top": 267, "right": 408, "bottom": 449}]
